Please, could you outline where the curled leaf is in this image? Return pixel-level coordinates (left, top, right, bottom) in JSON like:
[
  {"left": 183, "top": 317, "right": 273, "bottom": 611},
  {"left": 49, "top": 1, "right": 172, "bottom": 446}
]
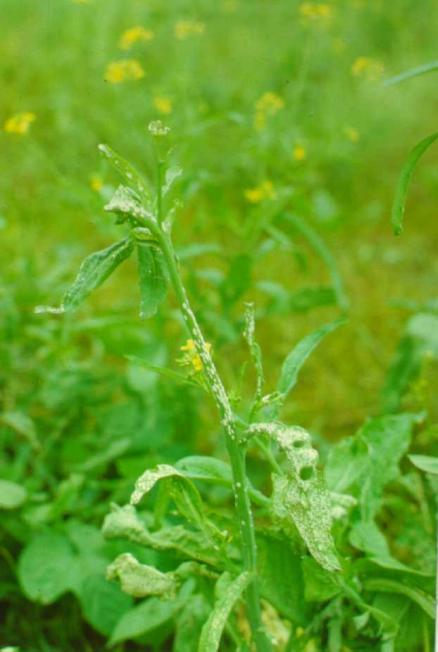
[{"left": 107, "top": 553, "right": 178, "bottom": 599}]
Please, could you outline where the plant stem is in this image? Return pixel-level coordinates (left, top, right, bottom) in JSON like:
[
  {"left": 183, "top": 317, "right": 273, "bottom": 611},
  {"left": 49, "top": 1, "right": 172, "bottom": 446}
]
[{"left": 157, "top": 228, "right": 272, "bottom": 652}]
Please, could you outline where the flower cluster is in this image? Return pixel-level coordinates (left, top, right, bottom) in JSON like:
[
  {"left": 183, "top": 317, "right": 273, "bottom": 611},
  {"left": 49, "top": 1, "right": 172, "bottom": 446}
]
[
  {"left": 351, "top": 56, "right": 384, "bottom": 81},
  {"left": 299, "top": 2, "right": 333, "bottom": 21},
  {"left": 293, "top": 144, "right": 307, "bottom": 161},
  {"left": 4, "top": 112, "right": 36, "bottom": 135},
  {"left": 153, "top": 96, "right": 173, "bottom": 115},
  {"left": 174, "top": 20, "right": 205, "bottom": 40},
  {"left": 105, "top": 59, "right": 145, "bottom": 84},
  {"left": 179, "top": 339, "right": 211, "bottom": 373},
  {"left": 244, "top": 180, "right": 276, "bottom": 204},
  {"left": 148, "top": 120, "right": 170, "bottom": 136},
  {"left": 254, "top": 91, "right": 284, "bottom": 130},
  {"left": 118, "top": 26, "right": 154, "bottom": 50}
]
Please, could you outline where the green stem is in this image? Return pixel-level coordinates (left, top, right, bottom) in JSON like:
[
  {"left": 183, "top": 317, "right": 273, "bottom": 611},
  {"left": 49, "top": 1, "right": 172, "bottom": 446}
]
[{"left": 157, "top": 229, "right": 272, "bottom": 652}]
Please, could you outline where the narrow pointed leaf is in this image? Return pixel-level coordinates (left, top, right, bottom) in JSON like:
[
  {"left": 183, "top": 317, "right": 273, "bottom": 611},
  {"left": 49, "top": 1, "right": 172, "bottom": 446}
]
[
  {"left": 62, "top": 238, "right": 133, "bottom": 311},
  {"left": 198, "top": 572, "right": 251, "bottom": 652},
  {"left": 136, "top": 241, "right": 168, "bottom": 319},
  {"left": 98, "top": 144, "right": 151, "bottom": 204},
  {"left": 391, "top": 132, "right": 438, "bottom": 235}
]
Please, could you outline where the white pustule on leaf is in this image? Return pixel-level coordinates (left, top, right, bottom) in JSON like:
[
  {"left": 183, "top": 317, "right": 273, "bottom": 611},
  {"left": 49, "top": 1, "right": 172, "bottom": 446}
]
[
  {"left": 107, "top": 553, "right": 178, "bottom": 599},
  {"left": 248, "top": 422, "right": 341, "bottom": 572}
]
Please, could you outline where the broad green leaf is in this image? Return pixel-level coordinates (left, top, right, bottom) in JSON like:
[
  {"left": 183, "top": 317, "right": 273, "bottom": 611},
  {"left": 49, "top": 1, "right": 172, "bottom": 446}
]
[
  {"left": 78, "top": 574, "right": 133, "bottom": 636},
  {"left": 98, "top": 144, "right": 151, "bottom": 203},
  {"left": 364, "top": 578, "right": 435, "bottom": 619},
  {"left": 383, "top": 59, "right": 438, "bottom": 86},
  {"left": 0, "top": 479, "right": 27, "bottom": 509},
  {"left": 408, "top": 454, "right": 438, "bottom": 475},
  {"left": 107, "top": 553, "right": 178, "bottom": 599},
  {"left": 109, "top": 596, "right": 179, "bottom": 645},
  {"left": 391, "top": 132, "right": 438, "bottom": 235},
  {"left": 173, "top": 594, "right": 211, "bottom": 652},
  {"left": 18, "top": 532, "right": 79, "bottom": 604},
  {"left": 62, "top": 238, "right": 133, "bottom": 311},
  {"left": 265, "top": 318, "right": 345, "bottom": 419},
  {"left": 198, "top": 572, "right": 251, "bottom": 652},
  {"left": 302, "top": 557, "right": 341, "bottom": 602},
  {"left": 136, "top": 241, "right": 168, "bottom": 319},
  {"left": 326, "top": 413, "right": 421, "bottom": 520},
  {"left": 250, "top": 423, "right": 340, "bottom": 571}
]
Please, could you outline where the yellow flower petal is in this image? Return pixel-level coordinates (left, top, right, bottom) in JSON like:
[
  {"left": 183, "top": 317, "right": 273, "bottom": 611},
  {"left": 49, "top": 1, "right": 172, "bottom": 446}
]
[
  {"left": 105, "top": 59, "right": 145, "bottom": 84},
  {"left": 4, "top": 112, "right": 36, "bottom": 135}
]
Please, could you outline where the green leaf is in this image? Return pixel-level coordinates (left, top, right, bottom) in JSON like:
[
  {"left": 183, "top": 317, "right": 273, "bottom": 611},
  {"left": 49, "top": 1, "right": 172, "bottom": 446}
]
[
  {"left": 18, "top": 532, "right": 79, "bottom": 604},
  {"left": 251, "top": 423, "right": 340, "bottom": 571},
  {"left": 383, "top": 60, "right": 438, "bottom": 87},
  {"left": 265, "top": 318, "right": 345, "bottom": 419},
  {"left": 107, "top": 553, "right": 178, "bottom": 598},
  {"left": 198, "top": 572, "right": 251, "bottom": 652},
  {"left": 109, "top": 597, "right": 179, "bottom": 645},
  {"left": 391, "top": 132, "right": 438, "bottom": 235},
  {"left": 78, "top": 574, "right": 133, "bottom": 636},
  {"left": 173, "top": 594, "right": 211, "bottom": 652},
  {"left": 62, "top": 238, "right": 133, "bottom": 311},
  {"left": 136, "top": 241, "right": 168, "bottom": 319},
  {"left": 326, "top": 413, "right": 421, "bottom": 519},
  {"left": 364, "top": 578, "right": 435, "bottom": 619},
  {"left": 0, "top": 479, "right": 27, "bottom": 509},
  {"left": 408, "top": 454, "right": 438, "bottom": 475},
  {"left": 302, "top": 557, "right": 341, "bottom": 602},
  {"left": 98, "top": 144, "right": 151, "bottom": 203}
]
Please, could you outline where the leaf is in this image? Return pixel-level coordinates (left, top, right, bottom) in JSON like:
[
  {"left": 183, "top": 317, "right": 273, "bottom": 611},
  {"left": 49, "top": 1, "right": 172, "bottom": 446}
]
[
  {"left": 364, "top": 578, "right": 435, "bottom": 619},
  {"left": 130, "top": 464, "right": 186, "bottom": 505},
  {"left": 250, "top": 423, "right": 340, "bottom": 571},
  {"left": 62, "top": 238, "right": 133, "bottom": 311},
  {"left": 136, "top": 241, "right": 168, "bottom": 319},
  {"left": 109, "top": 596, "right": 179, "bottom": 645},
  {"left": 302, "top": 557, "right": 341, "bottom": 602},
  {"left": 243, "top": 302, "right": 264, "bottom": 404},
  {"left": 381, "top": 336, "right": 422, "bottom": 413},
  {"left": 18, "top": 532, "right": 79, "bottom": 604},
  {"left": 1, "top": 411, "right": 39, "bottom": 449},
  {"left": 220, "top": 254, "right": 252, "bottom": 305},
  {"left": 78, "top": 574, "right": 133, "bottom": 636},
  {"left": 198, "top": 572, "right": 251, "bottom": 652},
  {"left": 104, "top": 185, "right": 149, "bottom": 223},
  {"left": 163, "top": 166, "right": 183, "bottom": 195},
  {"left": 383, "top": 59, "right": 438, "bottom": 87},
  {"left": 391, "top": 132, "right": 438, "bottom": 235},
  {"left": 408, "top": 454, "right": 438, "bottom": 476},
  {"left": 173, "top": 594, "right": 211, "bottom": 652},
  {"left": 265, "top": 318, "right": 345, "bottom": 419},
  {"left": 107, "top": 553, "right": 178, "bottom": 598},
  {"left": 326, "top": 413, "right": 421, "bottom": 519},
  {"left": 98, "top": 144, "right": 151, "bottom": 203},
  {"left": 0, "top": 479, "right": 27, "bottom": 509}
]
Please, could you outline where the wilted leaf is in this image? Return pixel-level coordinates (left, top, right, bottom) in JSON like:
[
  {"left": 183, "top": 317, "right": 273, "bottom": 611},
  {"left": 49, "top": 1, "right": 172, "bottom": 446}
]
[
  {"left": 136, "top": 241, "right": 168, "bottom": 319},
  {"left": 62, "top": 238, "right": 133, "bottom": 311}
]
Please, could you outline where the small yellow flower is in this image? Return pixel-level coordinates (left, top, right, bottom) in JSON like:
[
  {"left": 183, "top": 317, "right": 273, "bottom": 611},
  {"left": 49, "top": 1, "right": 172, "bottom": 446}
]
[
  {"left": 105, "top": 59, "right": 145, "bottom": 84},
  {"left": 90, "top": 174, "right": 103, "bottom": 192},
  {"left": 118, "top": 26, "right": 154, "bottom": 50},
  {"left": 254, "top": 92, "right": 284, "bottom": 130},
  {"left": 153, "top": 96, "right": 173, "bottom": 115},
  {"left": 351, "top": 56, "right": 384, "bottom": 81},
  {"left": 244, "top": 180, "right": 276, "bottom": 204},
  {"left": 343, "top": 126, "right": 360, "bottom": 143},
  {"left": 299, "top": 3, "right": 333, "bottom": 20},
  {"left": 4, "top": 112, "right": 36, "bottom": 135},
  {"left": 293, "top": 144, "right": 307, "bottom": 161},
  {"left": 174, "top": 20, "right": 205, "bottom": 40},
  {"left": 179, "top": 339, "right": 212, "bottom": 373}
]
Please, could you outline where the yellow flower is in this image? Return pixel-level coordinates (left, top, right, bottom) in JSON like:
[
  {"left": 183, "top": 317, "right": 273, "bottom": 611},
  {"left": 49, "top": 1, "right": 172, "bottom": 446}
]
[
  {"left": 254, "top": 92, "right": 284, "bottom": 130},
  {"left": 343, "top": 126, "right": 360, "bottom": 143},
  {"left": 293, "top": 144, "right": 307, "bottom": 161},
  {"left": 90, "top": 174, "right": 103, "bottom": 192},
  {"left": 118, "top": 26, "right": 154, "bottom": 50},
  {"left": 153, "top": 96, "right": 173, "bottom": 115},
  {"left": 174, "top": 20, "right": 205, "bottom": 40},
  {"left": 180, "top": 339, "right": 212, "bottom": 373},
  {"left": 244, "top": 180, "right": 276, "bottom": 204},
  {"left": 299, "top": 3, "right": 333, "bottom": 20},
  {"left": 105, "top": 59, "right": 145, "bottom": 84},
  {"left": 4, "top": 112, "right": 36, "bottom": 135},
  {"left": 351, "top": 56, "right": 384, "bottom": 81}
]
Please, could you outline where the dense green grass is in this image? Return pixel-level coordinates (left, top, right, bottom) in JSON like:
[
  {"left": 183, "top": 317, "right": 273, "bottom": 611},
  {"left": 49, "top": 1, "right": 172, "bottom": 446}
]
[{"left": 1, "top": 1, "right": 437, "bottom": 650}]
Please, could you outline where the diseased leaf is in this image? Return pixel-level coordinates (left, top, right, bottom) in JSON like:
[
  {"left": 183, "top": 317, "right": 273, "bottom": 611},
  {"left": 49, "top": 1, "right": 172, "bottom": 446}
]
[
  {"left": 107, "top": 553, "right": 178, "bottom": 599},
  {"left": 391, "top": 132, "right": 438, "bottom": 235},
  {"left": 198, "top": 571, "right": 251, "bottom": 652},
  {"left": 265, "top": 318, "right": 345, "bottom": 419},
  {"left": 408, "top": 454, "right": 438, "bottom": 476},
  {"left": 18, "top": 532, "right": 79, "bottom": 604},
  {"left": 243, "top": 302, "right": 264, "bottom": 406},
  {"left": 62, "top": 238, "right": 133, "bottom": 311},
  {"left": 136, "top": 241, "right": 168, "bottom": 319},
  {"left": 0, "top": 479, "right": 27, "bottom": 509},
  {"left": 98, "top": 144, "right": 151, "bottom": 204},
  {"left": 109, "top": 596, "right": 179, "bottom": 645},
  {"left": 104, "top": 185, "right": 149, "bottom": 223},
  {"left": 250, "top": 423, "right": 340, "bottom": 571},
  {"left": 130, "top": 464, "right": 185, "bottom": 505}
]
